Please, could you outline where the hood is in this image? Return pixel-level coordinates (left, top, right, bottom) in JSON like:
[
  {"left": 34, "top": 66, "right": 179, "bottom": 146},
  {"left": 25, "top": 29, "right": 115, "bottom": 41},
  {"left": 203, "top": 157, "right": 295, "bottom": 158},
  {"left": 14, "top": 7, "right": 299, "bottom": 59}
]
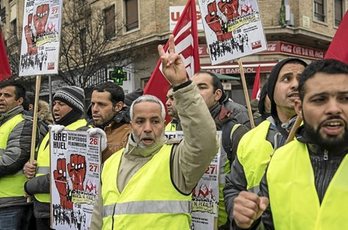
[{"left": 267, "top": 58, "right": 307, "bottom": 122}]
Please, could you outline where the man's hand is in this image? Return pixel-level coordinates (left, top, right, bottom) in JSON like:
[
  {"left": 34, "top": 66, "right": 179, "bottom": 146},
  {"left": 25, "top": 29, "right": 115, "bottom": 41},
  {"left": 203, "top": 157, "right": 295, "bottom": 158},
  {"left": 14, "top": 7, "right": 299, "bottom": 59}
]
[
  {"left": 158, "top": 35, "right": 188, "bottom": 87},
  {"left": 23, "top": 160, "right": 37, "bottom": 179},
  {"left": 67, "top": 154, "right": 86, "bottom": 191},
  {"left": 233, "top": 191, "right": 269, "bottom": 229},
  {"left": 49, "top": 124, "right": 65, "bottom": 134}
]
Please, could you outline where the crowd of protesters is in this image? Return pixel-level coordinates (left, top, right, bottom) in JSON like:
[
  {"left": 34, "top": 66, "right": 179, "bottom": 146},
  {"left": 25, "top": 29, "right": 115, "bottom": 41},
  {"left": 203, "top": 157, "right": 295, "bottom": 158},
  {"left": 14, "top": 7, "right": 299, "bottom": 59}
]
[{"left": 1, "top": 34, "right": 348, "bottom": 230}]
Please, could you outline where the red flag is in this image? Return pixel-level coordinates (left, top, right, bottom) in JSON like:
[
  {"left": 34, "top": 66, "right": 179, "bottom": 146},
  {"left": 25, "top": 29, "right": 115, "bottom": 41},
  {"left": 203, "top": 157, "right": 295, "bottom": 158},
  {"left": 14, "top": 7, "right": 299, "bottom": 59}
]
[
  {"left": 0, "top": 29, "right": 12, "bottom": 81},
  {"left": 324, "top": 11, "right": 348, "bottom": 64},
  {"left": 251, "top": 65, "right": 261, "bottom": 100},
  {"left": 144, "top": 0, "right": 200, "bottom": 105}
]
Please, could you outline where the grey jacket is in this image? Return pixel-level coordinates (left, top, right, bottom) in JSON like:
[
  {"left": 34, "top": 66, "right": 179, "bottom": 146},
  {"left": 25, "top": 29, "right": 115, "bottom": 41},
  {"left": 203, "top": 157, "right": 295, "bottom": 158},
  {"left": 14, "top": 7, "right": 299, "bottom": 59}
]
[
  {"left": 0, "top": 106, "right": 33, "bottom": 208},
  {"left": 90, "top": 82, "right": 219, "bottom": 229}
]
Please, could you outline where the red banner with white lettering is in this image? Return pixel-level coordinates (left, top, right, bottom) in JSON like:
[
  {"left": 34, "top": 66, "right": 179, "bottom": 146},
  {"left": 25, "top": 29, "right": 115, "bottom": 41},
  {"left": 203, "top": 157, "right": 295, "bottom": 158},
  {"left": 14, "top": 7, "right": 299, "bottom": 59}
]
[
  {"left": 324, "top": 11, "right": 348, "bottom": 64},
  {"left": 144, "top": 0, "right": 200, "bottom": 104},
  {"left": 0, "top": 30, "right": 12, "bottom": 81}
]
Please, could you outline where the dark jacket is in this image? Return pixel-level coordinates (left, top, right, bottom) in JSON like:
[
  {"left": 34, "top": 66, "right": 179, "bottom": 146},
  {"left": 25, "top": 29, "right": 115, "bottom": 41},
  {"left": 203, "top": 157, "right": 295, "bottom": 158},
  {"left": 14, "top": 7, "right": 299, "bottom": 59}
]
[
  {"left": 224, "top": 116, "right": 297, "bottom": 230},
  {"left": 259, "top": 126, "right": 347, "bottom": 230}
]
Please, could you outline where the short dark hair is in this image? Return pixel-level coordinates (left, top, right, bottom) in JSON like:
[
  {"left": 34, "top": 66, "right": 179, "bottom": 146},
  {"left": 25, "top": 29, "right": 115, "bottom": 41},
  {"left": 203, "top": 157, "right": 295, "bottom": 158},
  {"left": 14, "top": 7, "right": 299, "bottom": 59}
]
[
  {"left": 0, "top": 80, "right": 26, "bottom": 100},
  {"left": 93, "top": 82, "right": 125, "bottom": 105},
  {"left": 299, "top": 59, "right": 348, "bottom": 100},
  {"left": 195, "top": 70, "right": 227, "bottom": 104}
]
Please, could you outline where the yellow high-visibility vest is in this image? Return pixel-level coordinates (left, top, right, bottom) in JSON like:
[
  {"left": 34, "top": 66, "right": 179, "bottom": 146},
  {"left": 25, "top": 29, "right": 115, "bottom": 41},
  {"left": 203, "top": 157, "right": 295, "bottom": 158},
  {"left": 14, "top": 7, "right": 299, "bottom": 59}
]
[
  {"left": 268, "top": 139, "right": 348, "bottom": 230},
  {"left": 0, "top": 114, "right": 27, "bottom": 198},
  {"left": 102, "top": 144, "right": 191, "bottom": 230},
  {"left": 35, "top": 119, "right": 88, "bottom": 202},
  {"left": 237, "top": 120, "right": 272, "bottom": 192}
]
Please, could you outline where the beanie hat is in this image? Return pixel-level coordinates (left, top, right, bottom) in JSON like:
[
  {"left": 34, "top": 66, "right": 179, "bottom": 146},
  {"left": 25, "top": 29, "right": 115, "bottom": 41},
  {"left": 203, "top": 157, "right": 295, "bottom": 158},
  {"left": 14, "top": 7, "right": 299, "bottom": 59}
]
[
  {"left": 267, "top": 58, "right": 307, "bottom": 120},
  {"left": 53, "top": 86, "right": 85, "bottom": 113}
]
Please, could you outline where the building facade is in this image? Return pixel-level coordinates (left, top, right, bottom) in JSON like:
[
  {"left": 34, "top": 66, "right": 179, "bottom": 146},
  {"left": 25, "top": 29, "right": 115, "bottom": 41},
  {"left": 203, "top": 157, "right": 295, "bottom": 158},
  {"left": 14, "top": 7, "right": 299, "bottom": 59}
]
[{"left": 1, "top": 0, "right": 347, "bottom": 103}]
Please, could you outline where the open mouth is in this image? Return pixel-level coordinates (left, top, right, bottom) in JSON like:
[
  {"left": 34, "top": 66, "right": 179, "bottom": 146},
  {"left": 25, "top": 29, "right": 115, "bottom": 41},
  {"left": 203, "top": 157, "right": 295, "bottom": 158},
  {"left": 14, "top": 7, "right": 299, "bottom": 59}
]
[
  {"left": 321, "top": 119, "right": 345, "bottom": 136},
  {"left": 287, "top": 92, "right": 299, "bottom": 98},
  {"left": 141, "top": 137, "right": 154, "bottom": 144}
]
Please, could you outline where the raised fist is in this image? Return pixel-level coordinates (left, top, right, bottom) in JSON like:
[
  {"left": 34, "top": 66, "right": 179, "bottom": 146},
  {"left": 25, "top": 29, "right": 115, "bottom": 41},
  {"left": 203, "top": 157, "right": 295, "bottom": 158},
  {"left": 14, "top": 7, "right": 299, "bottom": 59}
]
[
  {"left": 53, "top": 158, "right": 72, "bottom": 209},
  {"left": 67, "top": 154, "right": 86, "bottom": 191},
  {"left": 33, "top": 4, "right": 49, "bottom": 37},
  {"left": 205, "top": 2, "right": 225, "bottom": 41},
  {"left": 24, "top": 14, "right": 37, "bottom": 55},
  {"left": 218, "top": 0, "right": 240, "bottom": 21}
]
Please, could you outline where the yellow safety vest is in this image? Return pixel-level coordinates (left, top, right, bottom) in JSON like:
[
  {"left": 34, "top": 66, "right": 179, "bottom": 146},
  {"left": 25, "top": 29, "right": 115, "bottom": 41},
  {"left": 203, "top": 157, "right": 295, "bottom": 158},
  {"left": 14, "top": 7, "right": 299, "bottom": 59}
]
[
  {"left": 35, "top": 119, "right": 88, "bottom": 203},
  {"left": 102, "top": 144, "right": 191, "bottom": 230},
  {"left": 237, "top": 120, "right": 272, "bottom": 191},
  {"left": 267, "top": 139, "right": 348, "bottom": 230},
  {"left": 165, "top": 122, "right": 177, "bottom": 131},
  {"left": 0, "top": 114, "right": 27, "bottom": 198}
]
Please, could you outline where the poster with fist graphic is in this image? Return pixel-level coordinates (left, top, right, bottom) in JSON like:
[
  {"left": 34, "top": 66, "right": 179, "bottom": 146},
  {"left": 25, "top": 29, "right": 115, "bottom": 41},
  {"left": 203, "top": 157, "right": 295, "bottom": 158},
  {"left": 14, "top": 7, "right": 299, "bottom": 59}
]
[
  {"left": 50, "top": 130, "right": 101, "bottom": 230},
  {"left": 20, "top": 0, "right": 63, "bottom": 76}
]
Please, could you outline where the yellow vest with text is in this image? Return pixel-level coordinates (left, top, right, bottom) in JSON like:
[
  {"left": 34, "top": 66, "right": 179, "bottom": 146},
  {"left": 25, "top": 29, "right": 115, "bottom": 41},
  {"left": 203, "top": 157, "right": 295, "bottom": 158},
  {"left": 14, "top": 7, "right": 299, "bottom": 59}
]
[
  {"left": 0, "top": 114, "right": 27, "bottom": 198},
  {"left": 35, "top": 119, "right": 88, "bottom": 203},
  {"left": 237, "top": 120, "right": 272, "bottom": 191},
  {"left": 102, "top": 144, "right": 191, "bottom": 230},
  {"left": 267, "top": 139, "right": 348, "bottom": 230}
]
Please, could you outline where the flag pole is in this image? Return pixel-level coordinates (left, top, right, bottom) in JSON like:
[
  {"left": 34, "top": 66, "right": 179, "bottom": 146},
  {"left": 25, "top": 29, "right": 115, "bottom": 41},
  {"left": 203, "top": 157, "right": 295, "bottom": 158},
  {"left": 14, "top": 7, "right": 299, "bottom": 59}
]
[
  {"left": 238, "top": 59, "right": 255, "bottom": 128},
  {"left": 29, "top": 75, "right": 42, "bottom": 163}
]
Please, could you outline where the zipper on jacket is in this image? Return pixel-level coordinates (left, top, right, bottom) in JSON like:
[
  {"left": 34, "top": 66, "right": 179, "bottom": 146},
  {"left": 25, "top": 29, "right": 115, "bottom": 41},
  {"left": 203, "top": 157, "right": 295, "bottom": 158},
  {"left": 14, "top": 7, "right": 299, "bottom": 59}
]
[{"left": 323, "top": 150, "right": 329, "bottom": 160}]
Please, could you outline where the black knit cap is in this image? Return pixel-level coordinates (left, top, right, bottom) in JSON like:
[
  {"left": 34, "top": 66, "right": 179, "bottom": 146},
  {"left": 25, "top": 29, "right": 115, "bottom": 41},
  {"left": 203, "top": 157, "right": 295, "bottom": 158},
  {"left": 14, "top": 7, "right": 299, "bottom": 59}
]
[
  {"left": 267, "top": 58, "right": 307, "bottom": 120},
  {"left": 53, "top": 86, "right": 85, "bottom": 113}
]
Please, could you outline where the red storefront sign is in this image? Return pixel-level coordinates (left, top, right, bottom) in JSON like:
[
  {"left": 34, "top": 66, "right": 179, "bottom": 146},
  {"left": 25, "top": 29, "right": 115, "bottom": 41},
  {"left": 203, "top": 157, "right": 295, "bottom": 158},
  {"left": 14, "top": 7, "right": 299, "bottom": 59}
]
[
  {"left": 199, "top": 41, "right": 325, "bottom": 59},
  {"left": 264, "top": 41, "right": 325, "bottom": 59}
]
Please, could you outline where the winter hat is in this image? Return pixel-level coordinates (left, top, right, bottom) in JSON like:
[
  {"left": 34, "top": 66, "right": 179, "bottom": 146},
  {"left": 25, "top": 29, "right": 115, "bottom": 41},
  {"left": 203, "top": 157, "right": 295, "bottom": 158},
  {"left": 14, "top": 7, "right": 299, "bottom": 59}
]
[
  {"left": 53, "top": 86, "right": 85, "bottom": 113},
  {"left": 267, "top": 58, "right": 307, "bottom": 120}
]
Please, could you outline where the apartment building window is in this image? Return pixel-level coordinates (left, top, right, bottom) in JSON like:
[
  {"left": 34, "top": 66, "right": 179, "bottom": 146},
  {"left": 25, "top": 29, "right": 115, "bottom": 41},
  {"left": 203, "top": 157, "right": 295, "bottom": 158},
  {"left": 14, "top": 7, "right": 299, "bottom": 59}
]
[
  {"left": 334, "top": 0, "right": 343, "bottom": 26},
  {"left": 314, "top": 0, "right": 326, "bottom": 22},
  {"left": 124, "top": 0, "right": 138, "bottom": 31},
  {"left": 104, "top": 5, "right": 115, "bottom": 40},
  {"left": 10, "top": 19, "right": 17, "bottom": 36}
]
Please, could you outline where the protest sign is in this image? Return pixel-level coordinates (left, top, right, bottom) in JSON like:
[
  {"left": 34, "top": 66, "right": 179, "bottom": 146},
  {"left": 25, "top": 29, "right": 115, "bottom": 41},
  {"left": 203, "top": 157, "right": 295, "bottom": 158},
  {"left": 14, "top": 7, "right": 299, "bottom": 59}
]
[
  {"left": 19, "top": 0, "right": 63, "bottom": 76},
  {"left": 198, "top": 0, "right": 267, "bottom": 65},
  {"left": 50, "top": 130, "right": 101, "bottom": 230}
]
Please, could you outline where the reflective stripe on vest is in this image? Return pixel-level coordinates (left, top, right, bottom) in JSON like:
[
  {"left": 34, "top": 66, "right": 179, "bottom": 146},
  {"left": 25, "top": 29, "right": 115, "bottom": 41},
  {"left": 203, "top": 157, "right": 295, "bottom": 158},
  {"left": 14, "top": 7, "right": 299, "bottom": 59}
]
[
  {"left": 35, "top": 119, "right": 88, "bottom": 203},
  {"left": 0, "top": 114, "right": 27, "bottom": 198},
  {"left": 102, "top": 144, "right": 191, "bottom": 230},
  {"left": 103, "top": 200, "right": 190, "bottom": 217},
  {"left": 36, "top": 166, "right": 49, "bottom": 174},
  {"left": 268, "top": 139, "right": 348, "bottom": 230},
  {"left": 237, "top": 120, "right": 273, "bottom": 190}
]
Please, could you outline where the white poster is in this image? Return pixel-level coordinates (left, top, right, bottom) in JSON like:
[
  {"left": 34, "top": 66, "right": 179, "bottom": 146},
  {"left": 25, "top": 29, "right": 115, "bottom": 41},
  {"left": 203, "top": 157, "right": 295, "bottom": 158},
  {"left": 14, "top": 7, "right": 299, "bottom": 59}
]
[
  {"left": 19, "top": 0, "right": 63, "bottom": 76},
  {"left": 198, "top": 0, "right": 267, "bottom": 65},
  {"left": 165, "top": 131, "right": 222, "bottom": 230},
  {"left": 50, "top": 130, "right": 101, "bottom": 230}
]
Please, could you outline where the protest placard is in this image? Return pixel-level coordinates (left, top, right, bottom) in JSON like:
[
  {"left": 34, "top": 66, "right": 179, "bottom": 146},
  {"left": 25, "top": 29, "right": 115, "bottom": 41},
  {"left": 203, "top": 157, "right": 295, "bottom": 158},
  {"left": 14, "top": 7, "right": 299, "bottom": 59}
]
[{"left": 50, "top": 130, "right": 101, "bottom": 230}]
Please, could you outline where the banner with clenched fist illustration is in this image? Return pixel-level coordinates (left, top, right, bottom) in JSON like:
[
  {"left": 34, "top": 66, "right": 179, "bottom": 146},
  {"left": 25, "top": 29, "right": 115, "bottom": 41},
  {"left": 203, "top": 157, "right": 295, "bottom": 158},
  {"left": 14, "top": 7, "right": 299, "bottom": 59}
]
[{"left": 50, "top": 130, "right": 101, "bottom": 230}]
